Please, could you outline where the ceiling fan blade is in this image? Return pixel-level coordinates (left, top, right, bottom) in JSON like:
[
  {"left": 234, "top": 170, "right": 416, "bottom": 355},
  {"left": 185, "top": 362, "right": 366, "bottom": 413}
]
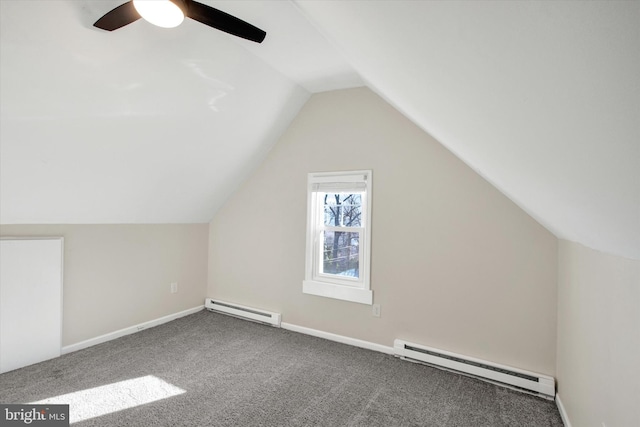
[
  {"left": 186, "top": 1, "right": 266, "bottom": 43},
  {"left": 94, "top": 1, "right": 141, "bottom": 31}
]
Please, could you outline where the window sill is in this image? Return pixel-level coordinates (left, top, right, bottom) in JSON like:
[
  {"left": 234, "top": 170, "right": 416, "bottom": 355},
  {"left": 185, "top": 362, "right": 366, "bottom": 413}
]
[{"left": 303, "top": 280, "right": 373, "bottom": 305}]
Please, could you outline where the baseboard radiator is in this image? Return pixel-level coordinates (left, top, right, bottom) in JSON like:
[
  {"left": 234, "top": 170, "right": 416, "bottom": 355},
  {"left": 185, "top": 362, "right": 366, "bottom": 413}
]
[
  {"left": 393, "top": 339, "right": 555, "bottom": 398},
  {"left": 205, "top": 299, "right": 281, "bottom": 327}
]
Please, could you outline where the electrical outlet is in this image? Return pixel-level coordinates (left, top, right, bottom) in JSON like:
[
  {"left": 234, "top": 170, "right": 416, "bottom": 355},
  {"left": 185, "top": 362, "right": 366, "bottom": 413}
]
[
  {"left": 170, "top": 282, "right": 178, "bottom": 293},
  {"left": 372, "top": 304, "right": 381, "bottom": 317}
]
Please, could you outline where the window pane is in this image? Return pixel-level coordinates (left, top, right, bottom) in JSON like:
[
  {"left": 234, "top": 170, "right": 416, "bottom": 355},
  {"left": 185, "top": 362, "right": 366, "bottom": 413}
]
[
  {"left": 322, "top": 193, "right": 362, "bottom": 227},
  {"left": 321, "top": 231, "right": 359, "bottom": 278}
]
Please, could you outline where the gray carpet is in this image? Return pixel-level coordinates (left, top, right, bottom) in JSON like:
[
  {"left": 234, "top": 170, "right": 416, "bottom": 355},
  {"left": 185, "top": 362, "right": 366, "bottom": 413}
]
[{"left": 0, "top": 310, "right": 563, "bottom": 426}]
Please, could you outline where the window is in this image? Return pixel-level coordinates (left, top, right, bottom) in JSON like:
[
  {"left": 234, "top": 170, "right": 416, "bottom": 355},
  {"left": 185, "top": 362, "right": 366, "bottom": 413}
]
[{"left": 303, "top": 170, "right": 372, "bottom": 305}]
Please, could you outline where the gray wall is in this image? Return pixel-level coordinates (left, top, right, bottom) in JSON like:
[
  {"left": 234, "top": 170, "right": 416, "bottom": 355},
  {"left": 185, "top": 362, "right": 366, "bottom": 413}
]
[
  {"left": 557, "top": 240, "right": 640, "bottom": 426},
  {"left": 0, "top": 224, "right": 208, "bottom": 346},
  {"left": 208, "top": 87, "right": 558, "bottom": 376}
]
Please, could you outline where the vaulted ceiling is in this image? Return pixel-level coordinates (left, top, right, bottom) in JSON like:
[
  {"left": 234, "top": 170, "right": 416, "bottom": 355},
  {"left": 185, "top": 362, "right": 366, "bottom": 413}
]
[{"left": 1, "top": 1, "right": 638, "bottom": 259}]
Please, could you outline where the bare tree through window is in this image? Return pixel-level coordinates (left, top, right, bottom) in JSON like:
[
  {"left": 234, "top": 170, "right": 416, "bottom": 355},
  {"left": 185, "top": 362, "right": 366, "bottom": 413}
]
[
  {"left": 322, "top": 193, "right": 362, "bottom": 277},
  {"left": 304, "top": 170, "right": 372, "bottom": 304}
]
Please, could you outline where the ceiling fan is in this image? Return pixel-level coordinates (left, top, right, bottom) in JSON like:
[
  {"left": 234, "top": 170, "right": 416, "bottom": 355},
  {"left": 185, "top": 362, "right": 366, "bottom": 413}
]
[{"left": 94, "top": 0, "right": 266, "bottom": 43}]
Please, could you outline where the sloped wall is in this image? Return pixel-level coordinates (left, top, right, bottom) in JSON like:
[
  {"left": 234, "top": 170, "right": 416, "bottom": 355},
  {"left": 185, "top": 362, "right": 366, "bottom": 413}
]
[{"left": 208, "top": 87, "right": 557, "bottom": 375}]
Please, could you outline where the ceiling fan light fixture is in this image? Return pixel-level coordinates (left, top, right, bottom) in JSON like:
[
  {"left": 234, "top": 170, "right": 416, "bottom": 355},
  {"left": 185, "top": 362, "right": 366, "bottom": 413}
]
[{"left": 132, "top": 0, "right": 185, "bottom": 28}]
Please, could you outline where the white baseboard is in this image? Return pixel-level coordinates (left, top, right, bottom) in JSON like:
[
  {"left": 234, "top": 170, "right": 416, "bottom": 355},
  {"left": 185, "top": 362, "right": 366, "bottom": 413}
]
[
  {"left": 556, "top": 393, "right": 572, "bottom": 427},
  {"left": 281, "top": 322, "right": 394, "bottom": 355},
  {"left": 62, "top": 305, "right": 204, "bottom": 355}
]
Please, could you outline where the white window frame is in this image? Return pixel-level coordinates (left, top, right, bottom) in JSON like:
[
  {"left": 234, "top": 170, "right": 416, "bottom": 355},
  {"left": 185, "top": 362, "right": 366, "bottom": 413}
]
[{"left": 303, "top": 170, "right": 373, "bottom": 305}]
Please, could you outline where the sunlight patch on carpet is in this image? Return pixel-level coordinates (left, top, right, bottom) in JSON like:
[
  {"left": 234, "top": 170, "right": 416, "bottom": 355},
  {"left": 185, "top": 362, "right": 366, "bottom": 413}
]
[{"left": 31, "top": 375, "right": 185, "bottom": 424}]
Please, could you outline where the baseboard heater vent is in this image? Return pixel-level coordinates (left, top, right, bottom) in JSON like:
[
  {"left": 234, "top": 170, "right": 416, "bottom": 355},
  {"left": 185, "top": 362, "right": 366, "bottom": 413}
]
[
  {"left": 205, "top": 299, "right": 281, "bottom": 327},
  {"left": 393, "top": 339, "right": 555, "bottom": 397}
]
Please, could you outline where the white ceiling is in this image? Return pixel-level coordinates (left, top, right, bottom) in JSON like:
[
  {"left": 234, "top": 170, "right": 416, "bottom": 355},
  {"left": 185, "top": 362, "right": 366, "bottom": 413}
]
[{"left": 1, "top": 1, "right": 638, "bottom": 259}]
